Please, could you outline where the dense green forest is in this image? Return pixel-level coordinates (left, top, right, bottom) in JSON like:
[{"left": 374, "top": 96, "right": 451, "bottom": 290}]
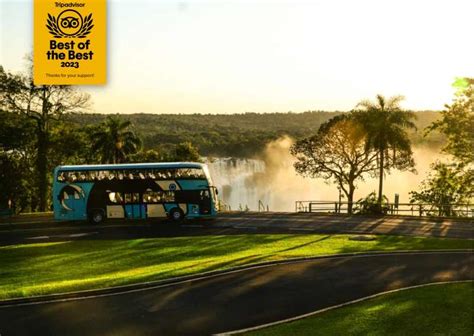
[{"left": 65, "top": 110, "right": 444, "bottom": 157}]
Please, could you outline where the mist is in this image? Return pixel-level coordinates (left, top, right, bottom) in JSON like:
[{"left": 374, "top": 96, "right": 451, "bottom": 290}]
[{"left": 207, "top": 136, "right": 445, "bottom": 212}]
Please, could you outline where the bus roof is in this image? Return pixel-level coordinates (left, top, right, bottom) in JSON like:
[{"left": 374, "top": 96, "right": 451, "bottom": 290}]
[{"left": 55, "top": 162, "right": 206, "bottom": 172}]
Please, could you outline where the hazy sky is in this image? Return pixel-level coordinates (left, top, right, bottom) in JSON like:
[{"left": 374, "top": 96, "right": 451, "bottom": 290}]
[{"left": 1, "top": 0, "right": 473, "bottom": 114}]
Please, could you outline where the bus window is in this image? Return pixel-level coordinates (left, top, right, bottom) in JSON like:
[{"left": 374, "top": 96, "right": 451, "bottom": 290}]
[
  {"left": 143, "top": 191, "right": 174, "bottom": 203},
  {"left": 108, "top": 192, "right": 123, "bottom": 204},
  {"left": 132, "top": 193, "right": 140, "bottom": 203},
  {"left": 97, "top": 171, "right": 108, "bottom": 180},
  {"left": 125, "top": 193, "right": 132, "bottom": 204},
  {"left": 68, "top": 173, "right": 77, "bottom": 183},
  {"left": 163, "top": 191, "right": 175, "bottom": 202},
  {"left": 200, "top": 190, "right": 210, "bottom": 200},
  {"left": 144, "top": 191, "right": 161, "bottom": 203},
  {"left": 129, "top": 170, "right": 142, "bottom": 179}
]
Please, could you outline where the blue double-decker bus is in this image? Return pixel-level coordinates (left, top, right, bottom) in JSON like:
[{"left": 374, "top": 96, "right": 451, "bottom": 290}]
[{"left": 53, "top": 162, "right": 218, "bottom": 223}]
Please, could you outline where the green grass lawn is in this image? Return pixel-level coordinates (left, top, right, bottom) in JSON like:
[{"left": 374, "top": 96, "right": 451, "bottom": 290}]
[
  {"left": 0, "top": 234, "right": 472, "bottom": 299},
  {"left": 247, "top": 282, "right": 474, "bottom": 336}
]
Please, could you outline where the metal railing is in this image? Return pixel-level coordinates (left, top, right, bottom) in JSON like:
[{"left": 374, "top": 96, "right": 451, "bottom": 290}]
[
  {"left": 218, "top": 200, "right": 270, "bottom": 212},
  {"left": 258, "top": 200, "right": 269, "bottom": 212},
  {"left": 295, "top": 200, "right": 474, "bottom": 218}
]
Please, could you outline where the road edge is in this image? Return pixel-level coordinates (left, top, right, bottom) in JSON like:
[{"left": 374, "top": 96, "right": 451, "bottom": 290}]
[
  {"left": 0, "top": 249, "right": 472, "bottom": 307},
  {"left": 216, "top": 280, "right": 474, "bottom": 335}
]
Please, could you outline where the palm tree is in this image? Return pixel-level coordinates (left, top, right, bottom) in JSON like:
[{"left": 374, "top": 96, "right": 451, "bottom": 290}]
[
  {"left": 353, "top": 95, "right": 416, "bottom": 210},
  {"left": 91, "top": 116, "right": 142, "bottom": 163}
]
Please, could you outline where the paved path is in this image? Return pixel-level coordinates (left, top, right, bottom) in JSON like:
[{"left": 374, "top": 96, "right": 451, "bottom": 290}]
[
  {"left": 0, "top": 251, "right": 472, "bottom": 335},
  {"left": 0, "top": 213, "right": 472, "bottom": 246},
  {"left": 215, "top": 212, "right": 474, "bottom": 239}
]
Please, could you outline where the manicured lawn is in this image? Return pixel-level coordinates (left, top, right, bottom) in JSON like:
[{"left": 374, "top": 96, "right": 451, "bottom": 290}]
[
  {"left": 247, "top": 282, "right": 474, "bottom": 336},
  {"left": 0, "top": 234, "right": 472, "bottom": 299}
]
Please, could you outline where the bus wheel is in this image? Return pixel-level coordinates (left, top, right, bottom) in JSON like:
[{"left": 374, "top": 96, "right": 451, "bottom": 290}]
[
  {"left": 169, "top": 208, "right": 184, "bottom": 223},
  {"left": 89, "top": 210, "right": 105, "bottom": 224}
]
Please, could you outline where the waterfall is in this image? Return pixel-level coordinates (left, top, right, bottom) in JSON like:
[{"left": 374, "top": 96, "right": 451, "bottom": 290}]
[
  {"left": 206, "top": 158, "right": 270, "bottom": 211},
  {"left": 205, "top": 144, "right": 436, "bottom": 212}
]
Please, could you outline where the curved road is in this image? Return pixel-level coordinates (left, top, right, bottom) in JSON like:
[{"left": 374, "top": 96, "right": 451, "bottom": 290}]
[{"left": 0, "top": 251, "right": 472, "bottom": 335}]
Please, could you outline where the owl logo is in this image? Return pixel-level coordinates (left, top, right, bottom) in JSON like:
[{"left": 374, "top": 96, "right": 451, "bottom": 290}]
[{"left": 46, "top": 10, "right": 94, "bottom": 38}]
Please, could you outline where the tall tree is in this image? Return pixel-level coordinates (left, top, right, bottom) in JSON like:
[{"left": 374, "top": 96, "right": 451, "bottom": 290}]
[
  {"left": 428, "top": 77, "right": 474, "bottom": 164},
  {"left": 174, "top": 142, "right": 201, "bottom": 162},
  {"left": 0, "top": 109, "right": 37, "bottom": 211},
  {"left": 49, "top": 123, "right": 96, "bottom": 165},
  {"left": 291, "top": 115, "right": 378, "bottom": 213},
  {"left": 91, "top": 115, "right": 142, "bottom": 163},
  {"left": 411, "top": 78, "right": 474, "bottom": 215},
  {"left": 0, "top": 64, "right": 90, "bottom": 211},
  {"left": 353, "top": 94, "right": 416, "bottom": 210}
]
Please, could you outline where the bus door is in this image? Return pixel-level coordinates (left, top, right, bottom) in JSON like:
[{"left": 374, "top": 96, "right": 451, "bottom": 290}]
[
  {"left": 199, "top": 189, "right": 212, "bottom": 214},
  {"left": 124, "top": 193, "right": 146, "bottom": 219}
]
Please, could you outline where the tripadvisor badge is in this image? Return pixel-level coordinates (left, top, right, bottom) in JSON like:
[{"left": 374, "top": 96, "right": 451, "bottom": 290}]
[{"left": 34, "top": 0, "right": 106, "bottom": 85}]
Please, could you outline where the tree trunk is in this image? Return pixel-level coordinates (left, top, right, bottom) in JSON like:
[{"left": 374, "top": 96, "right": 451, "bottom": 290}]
[
  {"left": 37, "top": 87, "right": 50, "bottom": 212},
  {"left": 377, "top": 149, "right": 385, "bottom": 211},
  {"left": 347, "top": 184, "right": 355, "bottom": 214},
  {"left": 36, "top": 125, "right": 49, "bottom": 212}
]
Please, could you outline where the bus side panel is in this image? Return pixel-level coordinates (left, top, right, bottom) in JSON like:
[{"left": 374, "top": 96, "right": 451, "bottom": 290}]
[
  {"left": 53, "top": 182, "right": 94, "bottom": 221},
  {"left": 177, "top": 179, "right": 217, "bottom": 217},
  {"left": 107, "top": 205, "right": 125, "bottom": 218},
  {"left": 176, "top": 179, "right": 209, "bottom": 190},
  {"left": 88, "top": 179, "right": 157, "bottom": 220},
  {"left": 124, "top": 204, "right": 146, "bottom": 219},
  {"left": 163, "top": 203, "right": 188, "bottom": 216},
  {"left": 147, "top": 204, "right": 167, "bottom": 218},
  {"left": 186, "top": 204, "right": 201, "bottom": 218}
]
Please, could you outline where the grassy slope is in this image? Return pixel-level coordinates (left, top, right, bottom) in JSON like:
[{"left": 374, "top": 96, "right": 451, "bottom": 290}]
[
  {"left": 1, "top": 234, "right": 472, "bottom": 299},
  {"left": 248, "top": 282, "right": 474, "bottom": 336}
]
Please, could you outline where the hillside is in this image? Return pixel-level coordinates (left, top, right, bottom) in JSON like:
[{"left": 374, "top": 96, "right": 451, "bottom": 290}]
[{"left": 65, "top": 111, "right": 444, "bottom": 157}]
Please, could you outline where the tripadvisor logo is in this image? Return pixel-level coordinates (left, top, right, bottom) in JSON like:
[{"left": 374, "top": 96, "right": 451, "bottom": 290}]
[
  {"left": 46, "top": 9, "right": 93, "bottom": 38},
  {"left": 34, "top": 0, "right": 106, "bottom": 84}
]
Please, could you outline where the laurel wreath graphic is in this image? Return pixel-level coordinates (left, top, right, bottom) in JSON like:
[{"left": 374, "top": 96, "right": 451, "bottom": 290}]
[{"left": 46, "top": 13, "right": 94, "bottom": 38}]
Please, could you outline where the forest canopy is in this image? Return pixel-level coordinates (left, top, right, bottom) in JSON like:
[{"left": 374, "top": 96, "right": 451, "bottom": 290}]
[{"left": 64, "top": 110, "right": 443, "bottom": 158}]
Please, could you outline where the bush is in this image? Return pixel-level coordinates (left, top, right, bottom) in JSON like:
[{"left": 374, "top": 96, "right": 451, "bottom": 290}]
[{"left": 353, "top": 192, "right": 390, "bottom": 215}]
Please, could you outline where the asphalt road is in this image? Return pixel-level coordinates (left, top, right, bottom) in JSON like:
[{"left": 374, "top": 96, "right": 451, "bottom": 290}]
[
  {"left": 0, "top": 251, "right": 472, "bottom": 336},
  {"left": 0, "top": 212, "right": 472, "bottom": 246},
  {"left": 215, "top": 212, "right": 474, "bottom": 239}
]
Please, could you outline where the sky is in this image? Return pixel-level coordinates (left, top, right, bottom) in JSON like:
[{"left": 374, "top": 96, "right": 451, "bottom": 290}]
[{"left": 1, "top": 0, "right": 473, "bottom": 114}]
